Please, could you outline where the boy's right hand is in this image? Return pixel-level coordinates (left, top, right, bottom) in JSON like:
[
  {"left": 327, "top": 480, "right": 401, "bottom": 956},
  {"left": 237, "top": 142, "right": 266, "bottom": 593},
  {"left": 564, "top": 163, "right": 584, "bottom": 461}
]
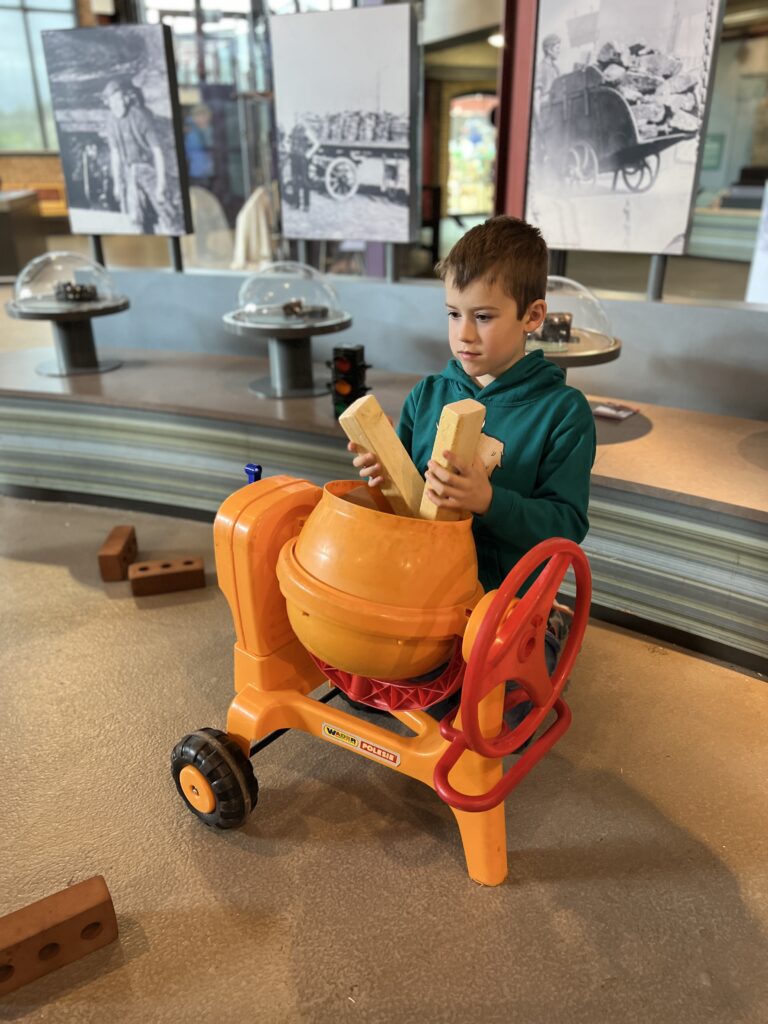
[{"left": 347, "top": 441, "right": 385, "bottom": 488}]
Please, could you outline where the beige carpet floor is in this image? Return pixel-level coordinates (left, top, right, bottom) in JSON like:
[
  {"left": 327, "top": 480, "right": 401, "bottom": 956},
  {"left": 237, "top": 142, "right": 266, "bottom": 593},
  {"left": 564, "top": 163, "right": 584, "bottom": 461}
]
[{"left": 1, "top": 496, "right": 766, "bottom": 1024}]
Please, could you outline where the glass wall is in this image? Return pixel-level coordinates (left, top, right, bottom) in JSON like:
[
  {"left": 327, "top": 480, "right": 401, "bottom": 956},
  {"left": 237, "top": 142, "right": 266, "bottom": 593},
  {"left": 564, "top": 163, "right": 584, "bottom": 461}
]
[
  {"left": 3, "top": 0, "right": 762, "bottom": 304},
  {"left": 446, "top": 92, "right": 497, "bottom": 217},
  {"left": 0, "top": 0, "right": 76, "bottom": 151},
  {"left": 132, "top": 0, "right": 355, "bottom": 269}
]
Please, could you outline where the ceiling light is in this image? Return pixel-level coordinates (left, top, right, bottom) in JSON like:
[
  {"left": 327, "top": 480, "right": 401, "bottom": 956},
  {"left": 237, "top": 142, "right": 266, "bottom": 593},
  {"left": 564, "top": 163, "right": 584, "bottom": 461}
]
[{"left": 487, "top": 32, "right": 505, "bottom": 48}]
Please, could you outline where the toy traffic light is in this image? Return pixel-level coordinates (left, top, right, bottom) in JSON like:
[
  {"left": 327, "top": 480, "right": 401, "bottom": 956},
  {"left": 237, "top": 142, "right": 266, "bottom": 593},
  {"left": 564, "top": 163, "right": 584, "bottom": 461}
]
[{"left": 328, "top": 345, "right": 370, "bottom": 418}]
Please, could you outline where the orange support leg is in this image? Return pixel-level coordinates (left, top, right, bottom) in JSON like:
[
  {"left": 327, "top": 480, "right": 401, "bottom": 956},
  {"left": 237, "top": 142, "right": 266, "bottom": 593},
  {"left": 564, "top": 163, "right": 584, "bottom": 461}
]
[{"left": 445, "top": 683, "right": 507, "bottom": 886}]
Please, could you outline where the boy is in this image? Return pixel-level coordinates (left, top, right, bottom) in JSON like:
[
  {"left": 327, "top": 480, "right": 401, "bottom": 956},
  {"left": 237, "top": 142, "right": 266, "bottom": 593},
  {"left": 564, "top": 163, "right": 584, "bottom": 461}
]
[{"left": 348, "top": 215, "right": 595, "bottom": 697}]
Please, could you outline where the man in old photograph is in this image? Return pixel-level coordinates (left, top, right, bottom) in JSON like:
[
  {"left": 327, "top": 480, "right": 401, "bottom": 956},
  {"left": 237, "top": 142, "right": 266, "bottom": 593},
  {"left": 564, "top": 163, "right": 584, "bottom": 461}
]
[
  {"left": 532, "top": 32, "right": 562, "bottom": 175},
  {"left": 288, "top": 117, "right": 320, "bottom": 212},
  {"left": 534, "top": 32, "right": 562, "bottom": 120},
  {"left": 102, "top": 79, "right": 174, "bottom": 233}
]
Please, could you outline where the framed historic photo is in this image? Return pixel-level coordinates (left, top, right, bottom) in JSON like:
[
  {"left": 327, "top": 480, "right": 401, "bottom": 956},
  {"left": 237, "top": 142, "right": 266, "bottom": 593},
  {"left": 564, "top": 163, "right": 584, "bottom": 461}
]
[
  {"left": 520, "top": 0, "right": 725, "bottom": 254},
  {"left": 270, "top": 4, "right": 419, "bottom": 243},
  {"left": 42, "top": 25, "right": 192, "bottom": 237}
]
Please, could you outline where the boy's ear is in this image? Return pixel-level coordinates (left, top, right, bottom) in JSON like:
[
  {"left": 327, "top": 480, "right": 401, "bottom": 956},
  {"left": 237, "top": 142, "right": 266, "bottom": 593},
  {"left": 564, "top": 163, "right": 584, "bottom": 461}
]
[{"left": 523, "top": 299, "right": 547, "bottom": 333}]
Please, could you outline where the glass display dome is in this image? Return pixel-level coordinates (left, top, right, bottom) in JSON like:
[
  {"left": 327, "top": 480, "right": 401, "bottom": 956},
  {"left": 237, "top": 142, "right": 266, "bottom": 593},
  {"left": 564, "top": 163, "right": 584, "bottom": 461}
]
[
  {"left": 13, "top": 251, "right": 121, "bottom": 314},
  {"left": 527, "top": 275, "right": 615, "bottom": 352},
  {"left": 235, "top": 261, "right": 345, "bottom": 329}
]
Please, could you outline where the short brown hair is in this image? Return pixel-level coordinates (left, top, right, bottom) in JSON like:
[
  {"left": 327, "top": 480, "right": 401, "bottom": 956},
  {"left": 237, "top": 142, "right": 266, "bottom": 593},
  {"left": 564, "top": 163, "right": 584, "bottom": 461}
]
[{"left": 436, "top": 215, "right": 548, "bottom": 316}]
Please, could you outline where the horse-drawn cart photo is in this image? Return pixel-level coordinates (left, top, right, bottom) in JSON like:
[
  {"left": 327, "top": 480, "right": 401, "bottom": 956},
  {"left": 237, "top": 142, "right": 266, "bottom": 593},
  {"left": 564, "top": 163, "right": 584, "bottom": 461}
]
[
  {"left": 280, "top": 111, "right": 410, "bottom": 206},
  {"left": 270, "top": 5, "right": 417, "bottom": 243},
  {"left": 310, "top": 139, "right": 410, "bottom": 204}
]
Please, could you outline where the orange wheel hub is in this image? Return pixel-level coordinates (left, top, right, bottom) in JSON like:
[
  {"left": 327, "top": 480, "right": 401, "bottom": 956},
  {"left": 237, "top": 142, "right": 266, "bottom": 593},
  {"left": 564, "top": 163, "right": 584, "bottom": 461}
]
[{"left": 179, "top": 765, "right": 216, "bottom": 814}]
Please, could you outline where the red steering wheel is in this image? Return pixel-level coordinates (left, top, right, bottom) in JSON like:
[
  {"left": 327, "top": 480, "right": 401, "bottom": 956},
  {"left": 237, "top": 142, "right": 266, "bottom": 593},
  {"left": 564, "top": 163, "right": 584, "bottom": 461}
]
[{"left": 459, "top": 537, "right": 592, "bottom": 760}]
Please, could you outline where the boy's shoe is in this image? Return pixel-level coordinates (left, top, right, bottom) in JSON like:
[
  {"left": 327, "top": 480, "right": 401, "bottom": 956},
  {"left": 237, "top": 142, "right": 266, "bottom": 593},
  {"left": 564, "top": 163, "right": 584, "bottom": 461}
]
[
  {"left": 549, "top": 600, "right": 574, "bottom": 647},
  {"left": 503, "top": 693, "right": 535, "bottom": 753},
  {"left": 502, "top": 603, "right": 572, "bottom": 752}
]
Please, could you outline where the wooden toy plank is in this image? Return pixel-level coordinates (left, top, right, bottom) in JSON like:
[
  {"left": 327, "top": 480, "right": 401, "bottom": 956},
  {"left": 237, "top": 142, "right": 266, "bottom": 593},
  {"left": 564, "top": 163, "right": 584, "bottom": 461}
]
[
  {"left": 0, "top": 876, "right": 118, "bottom": 995},
  {"left": 128, "top": 556, "right": 206, "bottom": 596},
  {"left": 338, "top": 394, "right": 424, "bottom": 517},
  {"left": 97, "top": 525, "right": 138, "bottom": 582},
  {"left": 420, "top": 399, "right": 486, "bottom": 521}
]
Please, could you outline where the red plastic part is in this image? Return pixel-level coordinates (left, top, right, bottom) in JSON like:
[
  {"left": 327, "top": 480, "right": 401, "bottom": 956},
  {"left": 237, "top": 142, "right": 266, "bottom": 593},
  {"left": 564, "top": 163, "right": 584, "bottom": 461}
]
[
  {"left": 433, "top": 537, "right": 591, "bottom": 811},
  {"left": 312, "top": 638, "right": 466, "bottom": 712},
  {"left": 460, "top": 538, "right": 590, "bottom": 759},
  {"left": 434, "top": 699, "right": 572, "bottom": 813}
]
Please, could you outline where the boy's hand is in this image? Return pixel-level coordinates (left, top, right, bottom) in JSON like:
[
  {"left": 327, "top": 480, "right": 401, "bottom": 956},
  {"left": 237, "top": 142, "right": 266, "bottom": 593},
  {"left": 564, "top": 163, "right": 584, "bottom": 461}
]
[
  {"left": 424, "top": 451, "right": 492, "bottom": 516},
  {"left": 347, "top": 441, "right": 385, "bottom": 488}
]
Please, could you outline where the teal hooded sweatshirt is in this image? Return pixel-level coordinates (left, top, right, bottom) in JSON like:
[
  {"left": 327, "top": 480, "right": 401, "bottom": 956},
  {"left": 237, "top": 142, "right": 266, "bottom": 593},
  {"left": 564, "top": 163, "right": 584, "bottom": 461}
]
[{"left": 396, "top": 349, "right": 596, "bottom": 593}]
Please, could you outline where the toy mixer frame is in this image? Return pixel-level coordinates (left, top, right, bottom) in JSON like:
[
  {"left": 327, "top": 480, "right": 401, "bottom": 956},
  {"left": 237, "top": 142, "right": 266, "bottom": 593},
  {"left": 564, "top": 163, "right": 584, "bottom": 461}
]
[{"left": 171, "top": 475, "right": 591, "bottom": 886}]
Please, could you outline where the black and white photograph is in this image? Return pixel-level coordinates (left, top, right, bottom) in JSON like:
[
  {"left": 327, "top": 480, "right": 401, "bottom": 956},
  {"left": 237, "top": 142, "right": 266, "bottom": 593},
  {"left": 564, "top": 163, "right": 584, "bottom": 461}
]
[
  {"left": 42, "top": 25, "right": 192, "bottom": 237},
  {"left": 525, "top": 0, "right": 724, "bottom": 253},
  {"left": 270, "top": 5, "right": 418, "bottom": 243}
]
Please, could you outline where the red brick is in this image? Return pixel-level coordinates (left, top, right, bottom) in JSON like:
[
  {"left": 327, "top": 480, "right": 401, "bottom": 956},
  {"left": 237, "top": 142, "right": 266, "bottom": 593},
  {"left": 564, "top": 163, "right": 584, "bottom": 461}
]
[
  {"left": 97, "top": 525, "right": 138, "bottom": 582},
  {"left": 0, "top": 876, "right": 118, "bottom": 995},
  {"left": 128, "top": 556, "right": 206, "bottom": 596}
]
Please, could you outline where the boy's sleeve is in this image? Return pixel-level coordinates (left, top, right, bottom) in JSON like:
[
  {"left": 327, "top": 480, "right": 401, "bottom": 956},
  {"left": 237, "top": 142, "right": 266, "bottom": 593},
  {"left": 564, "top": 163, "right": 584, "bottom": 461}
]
[{"left": 477, "top": 397, "right": 596, "bottom": 549}]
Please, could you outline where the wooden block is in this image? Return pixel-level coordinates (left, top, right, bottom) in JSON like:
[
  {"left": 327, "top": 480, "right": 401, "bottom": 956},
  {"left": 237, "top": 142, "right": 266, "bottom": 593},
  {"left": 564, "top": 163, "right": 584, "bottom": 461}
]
[
  {"left": 128, "top": 556, "right": 206, "bottom": 596},
  {"left": 338, "top": 394, "right": 424, "bottom": 517},
  {"left": 0, "top": 876, "right": 118, "bottom": 995},
  {"left": 97, "top": 525, "right": 138, "bottom": 582},
  {"left": 420, "top": 399, "right": 486, "bottom": 521}
]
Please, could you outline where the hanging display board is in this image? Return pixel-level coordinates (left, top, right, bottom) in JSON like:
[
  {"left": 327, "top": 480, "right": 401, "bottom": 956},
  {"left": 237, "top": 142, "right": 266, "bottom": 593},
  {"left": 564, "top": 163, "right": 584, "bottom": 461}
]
[
  {"left": 746, "top": 183, "right": 768, "bottom": 304},
  {"left": 524, "top": 0, "right": 724, "bottom": 254},
  {"left": 270, "top": 5, "right": 419, "bottom": 243},
  {"left": 42, "top": 25, "right": 192, "bottom": 238}
]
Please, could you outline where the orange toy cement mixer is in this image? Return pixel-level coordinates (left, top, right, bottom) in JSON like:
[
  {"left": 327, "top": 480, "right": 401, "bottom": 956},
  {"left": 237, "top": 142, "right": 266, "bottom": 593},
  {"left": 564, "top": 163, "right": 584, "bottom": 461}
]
[{"left": 171, "top": 477, "right": 591, "bottom": 886}]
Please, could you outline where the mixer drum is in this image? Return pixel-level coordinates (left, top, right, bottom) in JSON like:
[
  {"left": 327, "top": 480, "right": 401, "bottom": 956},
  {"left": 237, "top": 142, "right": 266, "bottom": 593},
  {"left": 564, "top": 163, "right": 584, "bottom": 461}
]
[{"left": 276, "top": 480, "right": 484, "bottom": 679}]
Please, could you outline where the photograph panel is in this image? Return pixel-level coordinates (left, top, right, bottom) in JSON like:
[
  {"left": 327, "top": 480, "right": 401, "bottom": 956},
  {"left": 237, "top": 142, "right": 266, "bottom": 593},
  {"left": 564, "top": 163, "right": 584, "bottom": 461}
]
[
  {"left": 42, "top": 24, "right": 192, "bottom": 237},
  {"left": 270, "top": 5, "right": 417, "bottom": 243},
  {"left": 524, "top": 0, "right": 723, "bottom": 253}
]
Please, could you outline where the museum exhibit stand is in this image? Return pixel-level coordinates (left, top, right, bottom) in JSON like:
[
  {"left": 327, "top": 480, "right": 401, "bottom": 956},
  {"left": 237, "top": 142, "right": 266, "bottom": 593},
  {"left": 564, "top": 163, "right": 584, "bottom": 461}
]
[
  {"left": 5, "top": 252, "right": 129, "bottom": 376},
  {"left": 222, "top": 261, "right": 352, "bottom": 398},
  {"left": 0, "top": 269, "right": 765, "bottom": 673},
  {"left": 525, "top": 276, "right": 622, "bottom": 372}
]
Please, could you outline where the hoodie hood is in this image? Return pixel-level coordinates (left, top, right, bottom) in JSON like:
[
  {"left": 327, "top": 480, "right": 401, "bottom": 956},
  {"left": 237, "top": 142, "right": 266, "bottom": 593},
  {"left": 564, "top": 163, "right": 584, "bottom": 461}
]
[{"left": 441, "top": 349, "right": 566, "bottom": 405}]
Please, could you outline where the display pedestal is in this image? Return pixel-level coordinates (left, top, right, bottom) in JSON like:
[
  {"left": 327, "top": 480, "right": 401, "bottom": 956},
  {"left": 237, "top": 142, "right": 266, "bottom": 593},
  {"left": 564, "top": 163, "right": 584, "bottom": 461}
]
[
  {"left": 5, "top": 297, "right": 129, "bottom": 378},
  {"left": 222, "top": 310, "right": 352, "bottom": 399},
  {"left": 248, "top": 338, "right": 329, "bottom": 399},
  {"left": 526, "top": 328, "right": 622, "bottom": 381},
  {"left": 36, "top": 320, "right": 122, "bottom": 377}
]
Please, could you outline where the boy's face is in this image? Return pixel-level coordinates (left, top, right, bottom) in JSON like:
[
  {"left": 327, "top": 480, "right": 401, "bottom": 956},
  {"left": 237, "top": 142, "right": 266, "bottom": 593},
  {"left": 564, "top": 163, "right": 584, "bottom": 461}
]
[{"left": 445, "top": 273, "right": 546, "bottom": 386}]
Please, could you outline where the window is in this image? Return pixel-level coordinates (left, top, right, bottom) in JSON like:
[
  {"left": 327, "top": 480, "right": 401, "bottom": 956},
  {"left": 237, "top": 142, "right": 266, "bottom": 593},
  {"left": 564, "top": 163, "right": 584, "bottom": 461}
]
[
  {"left": 0, "top": 0, "right": 76, "bottom": 151},
  {"left": 446, "top": 92, "right": 498, "bottom": 217}
]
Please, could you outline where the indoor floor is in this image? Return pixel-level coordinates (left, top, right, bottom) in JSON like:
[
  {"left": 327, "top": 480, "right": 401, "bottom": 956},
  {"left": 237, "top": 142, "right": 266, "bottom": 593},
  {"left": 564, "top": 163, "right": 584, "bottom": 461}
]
[{"left": 1, "top": 495, "right": 766, "bottom": 1024}]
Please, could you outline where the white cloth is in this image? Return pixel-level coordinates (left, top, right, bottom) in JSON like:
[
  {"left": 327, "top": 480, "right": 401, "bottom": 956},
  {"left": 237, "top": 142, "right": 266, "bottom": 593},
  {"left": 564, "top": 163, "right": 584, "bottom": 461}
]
[
  {"left": 231, "top": 186, "right": 273, "bottom": 270},
  {"left": 180, "top": 186, "right": 234, "bottom": 268}
]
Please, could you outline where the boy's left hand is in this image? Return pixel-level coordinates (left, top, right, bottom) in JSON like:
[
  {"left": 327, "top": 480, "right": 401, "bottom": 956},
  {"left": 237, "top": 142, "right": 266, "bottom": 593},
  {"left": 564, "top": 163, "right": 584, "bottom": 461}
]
[{"left": 424, "top": 451, "right": 492, "bottom": 516}]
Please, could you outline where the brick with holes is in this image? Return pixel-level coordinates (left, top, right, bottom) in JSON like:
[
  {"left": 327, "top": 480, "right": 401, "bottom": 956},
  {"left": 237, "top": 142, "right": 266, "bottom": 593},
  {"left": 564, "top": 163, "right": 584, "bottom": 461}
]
[
  {"left": 97, "top": 525, "right": 138, "bottom": 582},
  {"left": 128, "top": 556, "right": 206, "bottom": 596},
  {"left": 0, "top": 876, "right": 118, "bottom": 995}
]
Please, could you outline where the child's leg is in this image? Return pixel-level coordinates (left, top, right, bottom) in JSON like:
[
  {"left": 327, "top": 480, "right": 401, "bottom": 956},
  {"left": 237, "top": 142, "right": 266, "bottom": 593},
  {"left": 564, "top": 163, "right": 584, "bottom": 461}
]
[{"left": 503, "top": 602, "right": 574, "bottom": 734}]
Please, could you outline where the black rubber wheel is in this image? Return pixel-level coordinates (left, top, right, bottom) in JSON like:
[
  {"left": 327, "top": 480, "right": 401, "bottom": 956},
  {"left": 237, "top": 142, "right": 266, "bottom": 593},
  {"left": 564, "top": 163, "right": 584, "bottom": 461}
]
[{"left": 171, "top": 728, "right": 258, "bottom": 829}]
